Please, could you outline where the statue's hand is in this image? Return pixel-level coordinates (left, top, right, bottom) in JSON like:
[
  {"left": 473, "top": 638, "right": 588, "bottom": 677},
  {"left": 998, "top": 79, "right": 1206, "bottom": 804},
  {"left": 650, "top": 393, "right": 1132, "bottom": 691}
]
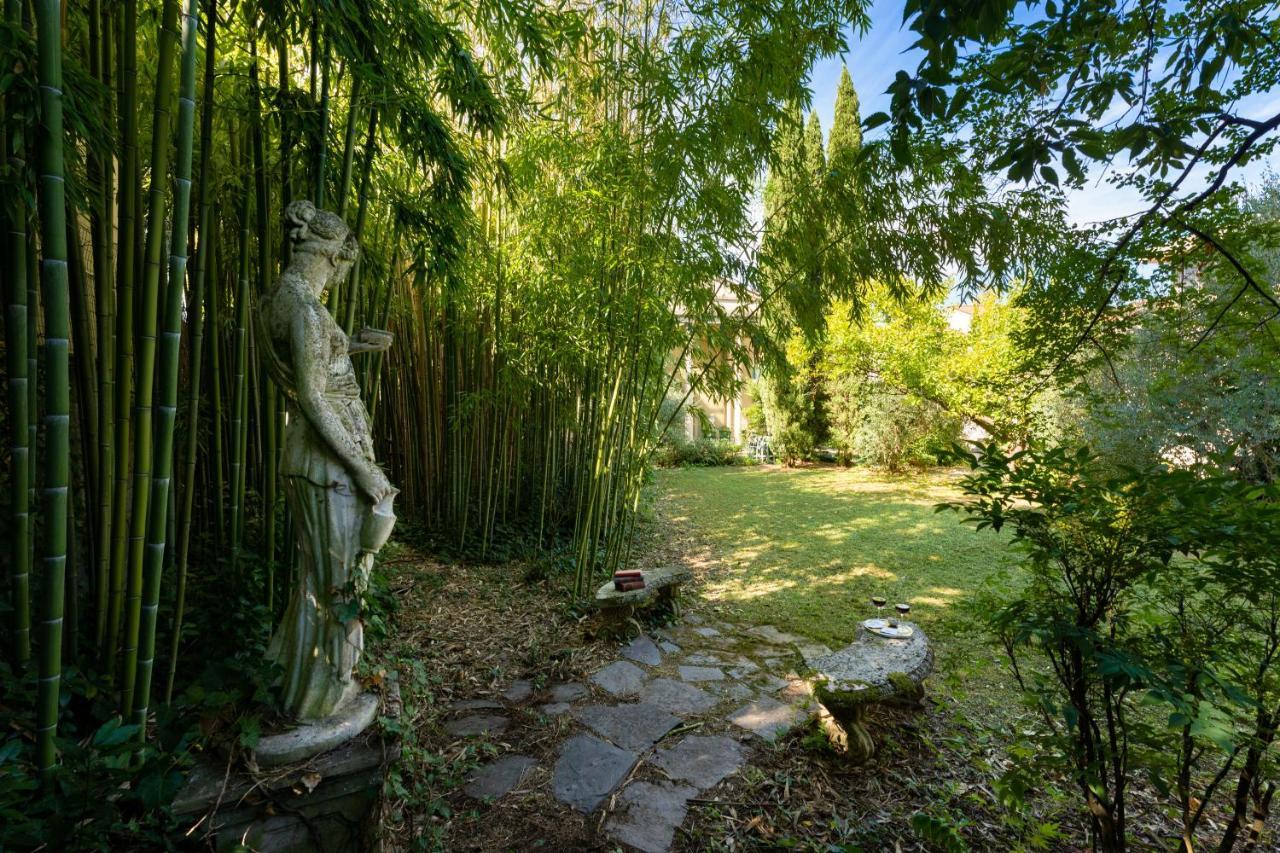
[
  {"left": 350, "top": 327, "right": 393, "bottom": 353},
  {"left": 355, "top": 465, "right": 394, "bottom": 504}
]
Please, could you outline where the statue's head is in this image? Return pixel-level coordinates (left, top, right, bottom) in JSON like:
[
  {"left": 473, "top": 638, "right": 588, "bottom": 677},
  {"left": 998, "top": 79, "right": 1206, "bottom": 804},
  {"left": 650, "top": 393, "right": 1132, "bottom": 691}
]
[{"left": 285, "top": 200, "right": 359, "bottom": 290}]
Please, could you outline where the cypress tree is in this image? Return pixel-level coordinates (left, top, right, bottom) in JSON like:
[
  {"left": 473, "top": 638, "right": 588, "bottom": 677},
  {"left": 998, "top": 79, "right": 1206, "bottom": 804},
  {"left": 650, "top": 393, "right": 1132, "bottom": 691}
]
[{"left": 825, "top": 66, "right": 863, "bottom": 294}]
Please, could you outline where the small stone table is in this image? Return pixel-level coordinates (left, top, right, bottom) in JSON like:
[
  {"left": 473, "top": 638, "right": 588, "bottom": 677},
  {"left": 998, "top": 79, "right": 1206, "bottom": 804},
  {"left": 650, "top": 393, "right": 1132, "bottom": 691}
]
[
  {"left": 810, "top": 621, "right": 932, "bottom": 763},
  {"left": 593, "top": 566, "right": 691, "bottom": 637}
]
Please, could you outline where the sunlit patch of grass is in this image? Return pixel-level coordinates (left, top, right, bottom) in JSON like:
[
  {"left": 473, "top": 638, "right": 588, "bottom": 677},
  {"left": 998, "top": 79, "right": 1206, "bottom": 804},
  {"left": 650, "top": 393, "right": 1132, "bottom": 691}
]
[{"left": 656, "top": 465, "right": 1023, "bottom": 713}]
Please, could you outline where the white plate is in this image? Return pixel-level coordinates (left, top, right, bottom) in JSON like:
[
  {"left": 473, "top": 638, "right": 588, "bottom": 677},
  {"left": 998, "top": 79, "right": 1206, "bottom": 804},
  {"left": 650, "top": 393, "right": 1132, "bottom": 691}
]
[{"left": 867, "top": 624, "right": 914, "bottom": 639}]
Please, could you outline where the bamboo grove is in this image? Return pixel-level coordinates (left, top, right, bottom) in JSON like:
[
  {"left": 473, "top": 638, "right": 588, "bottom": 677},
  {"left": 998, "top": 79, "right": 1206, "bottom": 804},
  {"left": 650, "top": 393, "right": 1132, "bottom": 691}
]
[{"left": 0, "top": 0, "right": 908, "bottom": 798}]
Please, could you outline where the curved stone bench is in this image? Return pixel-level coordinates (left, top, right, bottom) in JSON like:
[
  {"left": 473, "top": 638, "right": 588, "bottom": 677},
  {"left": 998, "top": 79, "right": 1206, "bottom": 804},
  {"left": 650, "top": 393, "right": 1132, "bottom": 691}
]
[
  {"left": 810, "top": 621, "right": 932, "bottom": 763},
  {"left": 592, "top": 566, "right": 691, "bottom": 637}
]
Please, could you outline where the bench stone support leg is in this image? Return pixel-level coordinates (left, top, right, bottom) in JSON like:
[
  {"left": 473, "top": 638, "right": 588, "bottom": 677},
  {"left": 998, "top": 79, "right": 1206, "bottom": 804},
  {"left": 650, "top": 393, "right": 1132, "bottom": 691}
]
[
  {"left": 820, "top": 702, "right": 876, "bottom": 764},
  {"left": 597, "top": 604, "right": 634, "bottom": 640},
  {"left": 657, "top": 585, "right": 681, "bottom": 619}
]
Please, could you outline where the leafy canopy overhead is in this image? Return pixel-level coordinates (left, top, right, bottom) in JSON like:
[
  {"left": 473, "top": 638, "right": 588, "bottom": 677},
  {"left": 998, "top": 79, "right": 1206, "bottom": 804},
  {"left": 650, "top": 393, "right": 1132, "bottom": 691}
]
[{"left": 871, "top": 0, "right": 1280, "bottom": 375}]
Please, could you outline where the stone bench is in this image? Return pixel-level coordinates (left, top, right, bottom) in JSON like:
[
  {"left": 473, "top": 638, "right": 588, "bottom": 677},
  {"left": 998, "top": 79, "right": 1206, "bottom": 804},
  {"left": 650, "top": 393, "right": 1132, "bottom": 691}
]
[
  {"left": 810, "top": 621, "right": 932, "bottom": 763},
  {"left": 592, "top": 566, "right": 691, "bottom": 637}
]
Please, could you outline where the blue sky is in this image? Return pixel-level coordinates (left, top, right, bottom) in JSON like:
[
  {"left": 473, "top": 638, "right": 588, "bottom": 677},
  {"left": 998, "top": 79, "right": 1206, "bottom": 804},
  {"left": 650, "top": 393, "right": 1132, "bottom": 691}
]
[{"left": 803, "top": 0, "right": 1280, "bottom": 228}]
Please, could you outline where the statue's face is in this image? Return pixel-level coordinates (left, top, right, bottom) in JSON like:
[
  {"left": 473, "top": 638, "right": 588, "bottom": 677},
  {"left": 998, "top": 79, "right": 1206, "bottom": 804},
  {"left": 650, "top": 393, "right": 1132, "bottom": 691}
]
[
  {"left": 330, "top": 256, "right": 355, "bottom": 287},
  {"left": 326, "top": 234, "right": 359, "bottom": 287}
]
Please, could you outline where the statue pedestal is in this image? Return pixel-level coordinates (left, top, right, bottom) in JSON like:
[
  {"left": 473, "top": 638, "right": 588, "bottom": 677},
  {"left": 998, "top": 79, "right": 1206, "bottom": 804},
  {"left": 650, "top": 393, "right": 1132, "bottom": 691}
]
[
  {"left": 172, "top": 688, "right": 398, "bottom": 852},
  {"left": 255, "top": 692, "right": 380, "bottom": 768}
]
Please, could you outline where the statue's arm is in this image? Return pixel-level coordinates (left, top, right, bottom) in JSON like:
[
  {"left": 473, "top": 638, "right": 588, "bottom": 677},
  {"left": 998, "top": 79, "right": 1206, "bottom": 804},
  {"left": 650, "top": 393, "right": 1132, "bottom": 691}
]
[
  {"left": 291, "top": 307, "right": 392, "bottom": 502},
  {"left": 348, "top": 327, "right": 393, "bottom": 354}
]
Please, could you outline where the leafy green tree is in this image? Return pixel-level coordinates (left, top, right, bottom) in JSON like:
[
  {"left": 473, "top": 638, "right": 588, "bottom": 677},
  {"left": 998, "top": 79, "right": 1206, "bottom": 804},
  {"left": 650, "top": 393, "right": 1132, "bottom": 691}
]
[
  {"left": 1075, "top": 173, "right": 1280, "bottom": 481},
  {"left": 949, "top": 444, "right": 1280, "bottom": 852},
  {"left": 816, "top": 287, "right": 1052, "bottom": 467},
  {"left": 876, "top": 0, "right": 1280, "bottom": 376}
]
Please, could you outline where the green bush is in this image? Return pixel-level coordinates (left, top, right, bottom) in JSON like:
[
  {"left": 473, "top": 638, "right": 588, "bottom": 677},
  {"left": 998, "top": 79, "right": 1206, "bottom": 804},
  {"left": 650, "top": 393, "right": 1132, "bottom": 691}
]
[
  {"left": 653, "top": 437, "right": 744, "bottom": 467},
  {"left": 947, "top": 443, "right": 1280, "bottom": 852},
  {"left": 772, "top": 422, "right": 815, "bottom": 466},
  {"left": 849, "top": 391, "right": 960, "bottom": 471}
]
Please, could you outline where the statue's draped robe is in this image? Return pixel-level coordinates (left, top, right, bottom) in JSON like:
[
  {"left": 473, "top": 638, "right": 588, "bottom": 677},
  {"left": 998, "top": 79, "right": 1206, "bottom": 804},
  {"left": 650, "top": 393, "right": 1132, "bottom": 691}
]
[{"left": 261, "top": 275, "right": 379, "bottom": 719}]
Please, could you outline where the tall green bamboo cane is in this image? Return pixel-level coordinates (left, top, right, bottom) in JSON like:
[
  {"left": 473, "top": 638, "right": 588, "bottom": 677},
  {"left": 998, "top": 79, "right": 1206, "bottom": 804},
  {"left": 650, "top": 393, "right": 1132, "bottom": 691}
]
[
  {"left": 336, "top": 74, "right": 363, "bottom": 217},
  {"left": 91, "top": 0, "right": 116, "bottom": 653},
  {"left": 121, "top": 0, "right": 179, "bottom": 718},
  {"left": 313, "top": 33, "right": 330, "bottom": 206},
  {"left": 107, "top": 0, "right": 140, "bottom": 678},
  {"left": 277, "top": 33, "right": 292, "bottom": 268},
  {"left": 133, "top": 0, "right": 199, "bottom": 733},
  {"left": 34, "top": 0, "right": 71, "bottom": 782},
  {"left": 208, "top": 224, "right": 227, "bottom": 544},
  {"left": 342, "top": 106, "right": 377, "bottom": 333},
  {"left": 248, "top": 28, "right": 277, "bottom": 595},
  {"left": 4, "top": 111, "right": 30, "bottom": 669},
  {"left": 166, "top": 0, "right": 217, "bottom": 703},
  {"left": 229, "top": 168, "right": 251, "bottom": 565}
]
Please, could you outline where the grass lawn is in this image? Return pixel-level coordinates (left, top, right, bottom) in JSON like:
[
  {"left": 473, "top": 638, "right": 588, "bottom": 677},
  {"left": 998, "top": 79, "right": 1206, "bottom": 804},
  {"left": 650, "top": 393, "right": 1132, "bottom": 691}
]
[{"left": 655, "top": 463, "right": 1023, "bottom": 707}]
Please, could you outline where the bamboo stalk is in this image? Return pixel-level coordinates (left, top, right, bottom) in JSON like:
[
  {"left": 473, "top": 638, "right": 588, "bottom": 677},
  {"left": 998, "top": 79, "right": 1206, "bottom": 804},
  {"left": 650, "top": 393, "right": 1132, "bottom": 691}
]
[
  {"left": 4, "top": 80, "right": 31, "bottom": 668},
  {"left": 121, "top": 0, "right": 179, "bottom": 718},
  {"left": 91, "top": 0, "right": 116, "bottom": 654},
  {"left": 132, "top": 0, "right": 200, "bottom": 733},
  {"left": 166, "top": 0, "right": 218, "bottom": 703},
  {"left": 34, "top": 0, "right": 71, "bottom": 781},
  {"left": 107, "top": 0, "right": 140, "bottom": 681}
]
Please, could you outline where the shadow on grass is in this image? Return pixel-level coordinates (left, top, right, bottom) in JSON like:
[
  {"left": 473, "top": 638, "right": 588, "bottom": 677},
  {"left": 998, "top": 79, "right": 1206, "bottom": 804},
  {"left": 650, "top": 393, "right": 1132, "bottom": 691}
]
[{"left": 657, "top": 465, "right": 1019, "bottom": 655}]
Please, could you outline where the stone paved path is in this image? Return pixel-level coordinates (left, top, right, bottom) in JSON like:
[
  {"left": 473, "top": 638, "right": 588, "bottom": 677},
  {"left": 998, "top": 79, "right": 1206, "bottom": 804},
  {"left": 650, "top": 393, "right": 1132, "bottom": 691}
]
[{"left": 451, "top": 615, "right": 826, "bottom": 852}]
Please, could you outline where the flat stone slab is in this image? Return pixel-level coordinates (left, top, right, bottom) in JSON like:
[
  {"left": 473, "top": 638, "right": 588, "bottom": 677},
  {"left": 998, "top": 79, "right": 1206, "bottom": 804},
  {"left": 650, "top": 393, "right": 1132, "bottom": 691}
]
[
  {"left": 603, "top": 781, "right": 698, "bottom": 853},
  {"left": 685, "top": 653, "right": 721, "bottom": 665},
  {"left": 811, "top": 621, "right": 932, "bottom": 698},
  {"left": 591, "top": 660, "right": 647, "bottom": 697},
  {"left": 502, "top": 680, "right": 534, "bottom": 703},
  {"left": 753, "top": 673, "right": 789, "bottom": 693},
  {"left": 464, "top": 755, "right": 537, "bottom": 800},
  {"left": 572, "top": 703, "right": 681, "bottom": 751},
  {"left": 653, "top": 735, "right": 746, "bottom": 789},
  {"left": 692, "top": 627, "right": 721, "bottom": 638},
  {"left": 714, "top": 681, "right": 756, "bottom": 703},
  {"left": 749, "top": 625, "right": 803, "bottom": 645},
  {"left": 727, "top": 657, "right": 759, "bottom": 679},
  {"left": 444, "top": 714, "right": 509, "bottom": 738},
  {"left": 622, "top": 634, "right": 663, "bottom": 667},
  {"left": 549, "top": 683, "right": 588, "bottom": 703},
  {"left": 678, "top": 665, "right": 725, "bottom": 683},
  {"left": 449, "top": 698, "right": 504, "bottom": 713},
  {"left": 659, "top": 641, "right": 682, "bottom": 654},
  {"left": 552, "top": 734, "right": 637, "bottom": 813},
  {"left": 797, "top": 642, "right": 834, "bottom": 665},
  {"left": 594, "top": 566, "right": 691, "bottom": 608},
  {"left": 542, "top": 702, "right": 571, "bottom": 716},
  {"left": 254, "top": 692, "right": 379, "bottom": 767},
  {"left": 728, "top": 696, "right": 808, "bottom": 741},
  {"left": 640, "top": 678, "right": 718, "bottom": 715}
]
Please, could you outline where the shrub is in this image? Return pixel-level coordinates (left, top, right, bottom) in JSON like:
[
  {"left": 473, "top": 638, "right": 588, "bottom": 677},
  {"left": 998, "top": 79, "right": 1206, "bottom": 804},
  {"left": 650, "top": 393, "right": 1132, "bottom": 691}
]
[
  {"left": 772, "top": 423, "right": 815, "bottom": 466},
  {"left": 653, "top": 437, "right": 743, "bottom": 467},
  {"left": 850, "top": 391, "right": 960, "bottom": 471},
  {"left": 946, "top": 443, "right": 1280, "bottom": 852}
]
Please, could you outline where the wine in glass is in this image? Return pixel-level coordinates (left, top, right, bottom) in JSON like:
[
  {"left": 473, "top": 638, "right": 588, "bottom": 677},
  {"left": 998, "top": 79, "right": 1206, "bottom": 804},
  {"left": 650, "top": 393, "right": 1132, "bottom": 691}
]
[
  {"left": 893, "top": 603, "right": 911, "bottom": 630},
  {"left": 869, "top": 596, "right": 887, "bottom": 629}
]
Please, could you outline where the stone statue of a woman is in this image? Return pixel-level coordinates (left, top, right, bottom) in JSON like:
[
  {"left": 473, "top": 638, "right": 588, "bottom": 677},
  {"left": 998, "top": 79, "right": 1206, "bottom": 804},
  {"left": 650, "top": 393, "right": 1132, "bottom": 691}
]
[{"left": 258, "top": 200, "right": 396, "bottom": 731}]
